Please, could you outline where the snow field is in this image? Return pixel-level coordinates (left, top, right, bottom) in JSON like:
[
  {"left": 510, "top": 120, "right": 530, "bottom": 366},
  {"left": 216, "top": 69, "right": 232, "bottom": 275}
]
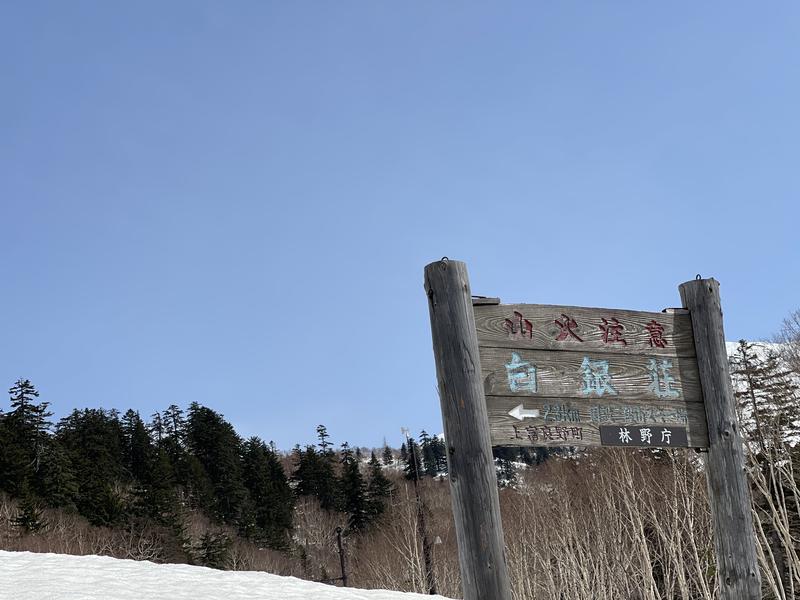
[{"left": 0, "top": 551, "right": 453, "bottom": 600}]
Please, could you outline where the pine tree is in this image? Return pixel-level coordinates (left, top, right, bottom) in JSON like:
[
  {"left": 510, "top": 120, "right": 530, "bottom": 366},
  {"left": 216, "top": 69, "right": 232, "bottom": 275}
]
[
  {"left": 198, "top": 531, "right": 232, "bottom": 569},
  {"left": 149, "top": 412, "right": 164, "bottom": 444},
  {"left": 0, "top": 417, "right": 30, "bottom": 497},
  {"left": 186, "top": 403, "right": 248, "bottom": 525},
  {"left": 381, "top": 444, "right": 394, "bottom": 466},
  {"left": 56, "top": 408, "right": 126, "bottom": 526},
  {"left": 150, "top": 407, "right": 191, "bottom": 494},
  {"left": 0, "top": 380, "right": 53, "bottom": 495},
  {"left": 338, "top": 442, "right": 368, "bottom": 531},
  {"left": 292, "top": 444, "right": 339, "bottom": 511},
  {"left": 34, "top": 439, "right": 78, "bottom": 508},
  {"left": 160, "top": 405, "right": 186, "bottom": 463},
  {"left": 493, "top": 447, "right": 518, "bottom": 487},
  {"left": 432, "top": 436, "right": 448, "bottom": 474},
  {"left": 403, "top": 438, "right": 423, "bottom": 481},
  {"left": 11, "top": 489, "right": 47, "bottom": 534},
  {"left": 121, "top": 410, "right": 153, "bottom": 483},
  {"left": 366, "top": 451, "right": 392, "bottom": 521},
  {"left": 419, "top": 431, "right": 438, "bottom": 477},
  {"left": 8, "top": 380, "right": 51, "bottom": 442},
  {"left": 140, "top": 447, "right": 178, "bottom": 523},
  {"left": 316, "top": 424, "right": 332, "bottom": 455},
  {"left": 241, "top": 436, "right": 294, "bottom": 549},
  {"left": 162, "top": 405, "right": 186, "bottom": 441}
]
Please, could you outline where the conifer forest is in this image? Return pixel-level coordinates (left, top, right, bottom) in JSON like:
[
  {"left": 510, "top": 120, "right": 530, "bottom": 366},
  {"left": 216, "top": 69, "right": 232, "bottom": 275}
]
[{"left": 1, "top": 310, "right": 799, "bottom": 600}]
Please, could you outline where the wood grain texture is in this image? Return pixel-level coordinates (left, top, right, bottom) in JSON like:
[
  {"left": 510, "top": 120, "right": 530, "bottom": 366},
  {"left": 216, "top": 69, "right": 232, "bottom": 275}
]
[
  {"left": 479, "top": 347, "right": 703, "bottom": 403},
  {"left": 679, "top": 278, "right": 761, "bottom": 599},
  {"left": 487, "top": 396, "right": 709, "bottom": 448},
  {"left": 474, "top": 303, "right": 695, "bottom": 357},
  {"left": 424, "top": 259, "right": 512, "bottom": 600}
]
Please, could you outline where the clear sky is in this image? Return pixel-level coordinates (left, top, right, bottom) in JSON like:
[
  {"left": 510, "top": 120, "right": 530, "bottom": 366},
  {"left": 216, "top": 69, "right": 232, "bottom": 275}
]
[{"left": 2, "top": 2, "right": 799, "bottom": 451}]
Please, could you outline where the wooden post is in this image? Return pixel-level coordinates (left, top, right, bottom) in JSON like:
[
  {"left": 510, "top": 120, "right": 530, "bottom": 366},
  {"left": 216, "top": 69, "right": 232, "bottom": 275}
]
[
  {"left": 679, "top": 278, "right": 761, "bottom": 599},
  {"left": 424, "top": 259, "right": 512, "bottom": 600},
  {"left": 335, "top": 526, "right": 347, "bottom": 587}
]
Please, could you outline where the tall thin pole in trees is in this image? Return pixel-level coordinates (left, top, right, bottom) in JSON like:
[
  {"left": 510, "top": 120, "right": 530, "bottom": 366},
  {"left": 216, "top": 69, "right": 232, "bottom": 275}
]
[
  {"left": 335, "top": 526, "right": 348, "bottom": 587},
  {"left": 403, "top": 429, "right": 437, "bottom": 595},
  {"left": 679, "top": 278, "right": 762, "bottom": 600},
  {"left": 424, "top": 259, "right": 512, "bottom": 600}
]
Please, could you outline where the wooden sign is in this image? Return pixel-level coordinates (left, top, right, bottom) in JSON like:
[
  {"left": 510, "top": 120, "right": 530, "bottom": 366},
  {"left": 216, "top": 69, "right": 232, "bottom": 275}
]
[
  {"left": 473, "top": 302, "right": 709, "bottom": 448},
  {"left": 425, "top": 260, "right": 760, "bottom": 600}
]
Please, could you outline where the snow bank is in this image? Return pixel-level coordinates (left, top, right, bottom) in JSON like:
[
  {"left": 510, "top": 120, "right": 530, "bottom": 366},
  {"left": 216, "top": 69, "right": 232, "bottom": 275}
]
[{"left": 0, "top": 551, "right": 453, "bottom": 600}]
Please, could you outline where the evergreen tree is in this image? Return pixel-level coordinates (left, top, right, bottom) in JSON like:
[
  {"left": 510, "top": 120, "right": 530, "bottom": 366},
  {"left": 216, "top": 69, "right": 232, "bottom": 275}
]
[
  {"left": 403, "top": 437, "right": 423, "bottom": 481},
  {"left": 419, "top": 431, "right": 438, "bottom": 477},
  {"left": 184, "top": 453, "right": 215, "bottom": 513},
  {"left": 0, "top": 417, "right": 31, "bottom": 497},
  {"left": 149, "top": 412, "right": 164, "bottom": 444},
  {"left": 34, "top": 439, "right": 78, "bottom": 508},
  {"left": 240, "top": 436, "right": 294, "bottom": 549},
  {"left": 8, "top": 380, "right": 52, "bottom": 445},
  {"left": 197, "top": 531, "right": 232, "bottom": 569},
  {"left": 381, "top": 444, "right": 394, "bottom": 466},
  {"left": 338, "top": 442, "right": 368, "bottom": 531},
  {"left": 316, "top": 424, "right": 332, "bottom": 455},
  {"left": 121, "top": 410, "right": 153, "bottom": 483},
  {"left": 162, "top": 405, "right": 186, "bottom": 442},
  {"left": 493, "top": 447, "right": 518, "bottom": 487},
  {"left": 366, "top": 451, "right": 392, "bottom": 521},
  {"left": 151, "top": 407, "right": 191, "bottom": 495},
  {"left": 0, "top": 380, "right": 53, "bottom": 496},
  {"left": 399, "top": 442, "right": 408, "bottom": 464},
  {"left": 432, "top": 436, "right": 448, "bottom": 474},
  {"left": 186, "top": 403, "right": 248, "bottom": 525},
  {"left": 160, "top": 406, "right": 187, "bottom": 471},
  {"left": 11, "top": 489, "right": 47, "bottom": 534},
  {"left": 56, "top": 408, "right": 126, "bottom": 526},
  {"left": 292, "top": 444, "right": 339, "bottom": 511}
]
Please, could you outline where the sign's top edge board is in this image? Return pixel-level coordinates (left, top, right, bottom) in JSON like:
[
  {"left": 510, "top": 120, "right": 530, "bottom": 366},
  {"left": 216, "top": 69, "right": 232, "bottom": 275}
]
[
  {"left": 473, "top": 303, "right": 696, "bottom": 358},
  {"left": 472, "top": 296, "right": 501, "bottom": 305},
  {"left": 473, "top": 301, "right": 689, "bottom": 319}
]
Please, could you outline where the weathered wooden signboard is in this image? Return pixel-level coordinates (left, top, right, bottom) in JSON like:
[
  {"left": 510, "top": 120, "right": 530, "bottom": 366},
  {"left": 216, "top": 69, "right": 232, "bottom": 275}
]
[
  {"left": 425, "top": 259, "right": 761, "bottom": 600},
  {"left": 472, "top": 301, "right": 709, "bottom": 448}
]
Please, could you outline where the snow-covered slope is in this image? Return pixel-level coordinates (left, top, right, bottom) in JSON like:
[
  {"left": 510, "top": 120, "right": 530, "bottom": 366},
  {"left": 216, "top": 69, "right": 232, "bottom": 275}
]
[{"left": 0, "top": 551, "right": 454, "bottom": 600}]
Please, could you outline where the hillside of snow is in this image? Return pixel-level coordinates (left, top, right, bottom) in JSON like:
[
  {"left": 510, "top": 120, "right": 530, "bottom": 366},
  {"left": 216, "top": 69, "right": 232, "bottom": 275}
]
[{"left": 0, "top": 551, "right": 454, "bottom": 600}]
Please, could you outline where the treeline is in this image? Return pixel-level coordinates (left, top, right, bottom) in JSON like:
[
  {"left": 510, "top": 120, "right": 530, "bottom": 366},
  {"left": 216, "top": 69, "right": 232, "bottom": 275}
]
[
  {"left": 0, "top": 379, "right": 544, "bottom": 570},
  {"left": 0, "top": 383, "right": 406, "bottom": 566}
]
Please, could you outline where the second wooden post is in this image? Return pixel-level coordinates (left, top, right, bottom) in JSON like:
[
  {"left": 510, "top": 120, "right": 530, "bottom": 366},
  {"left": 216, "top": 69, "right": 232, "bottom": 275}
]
[
  {"left": 680, "top": 278, "right": 761, "bottom": 600},
  {"left": 424, "top": 259, "right": 512, "bottom": 600}
]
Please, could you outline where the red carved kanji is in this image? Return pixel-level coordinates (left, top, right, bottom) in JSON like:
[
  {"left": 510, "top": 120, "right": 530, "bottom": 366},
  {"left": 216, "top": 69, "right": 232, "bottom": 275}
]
[
  {"left": 645, "top": 320, "right": 667, "bottom": 348},
  {"left": 555, "top": 313, "right": 583, "bottom": 342},
  {"left": 504, "top": 311, "right": 533, "bottom": 339},
  {"left": 598, "top": 317, "right": 627, "bottom": 345}
]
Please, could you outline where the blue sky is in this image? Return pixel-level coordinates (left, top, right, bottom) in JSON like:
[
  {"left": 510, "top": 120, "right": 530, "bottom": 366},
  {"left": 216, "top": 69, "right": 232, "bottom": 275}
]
[{"left": 2, "top": 2, "right": 799, "bottom": 450}]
